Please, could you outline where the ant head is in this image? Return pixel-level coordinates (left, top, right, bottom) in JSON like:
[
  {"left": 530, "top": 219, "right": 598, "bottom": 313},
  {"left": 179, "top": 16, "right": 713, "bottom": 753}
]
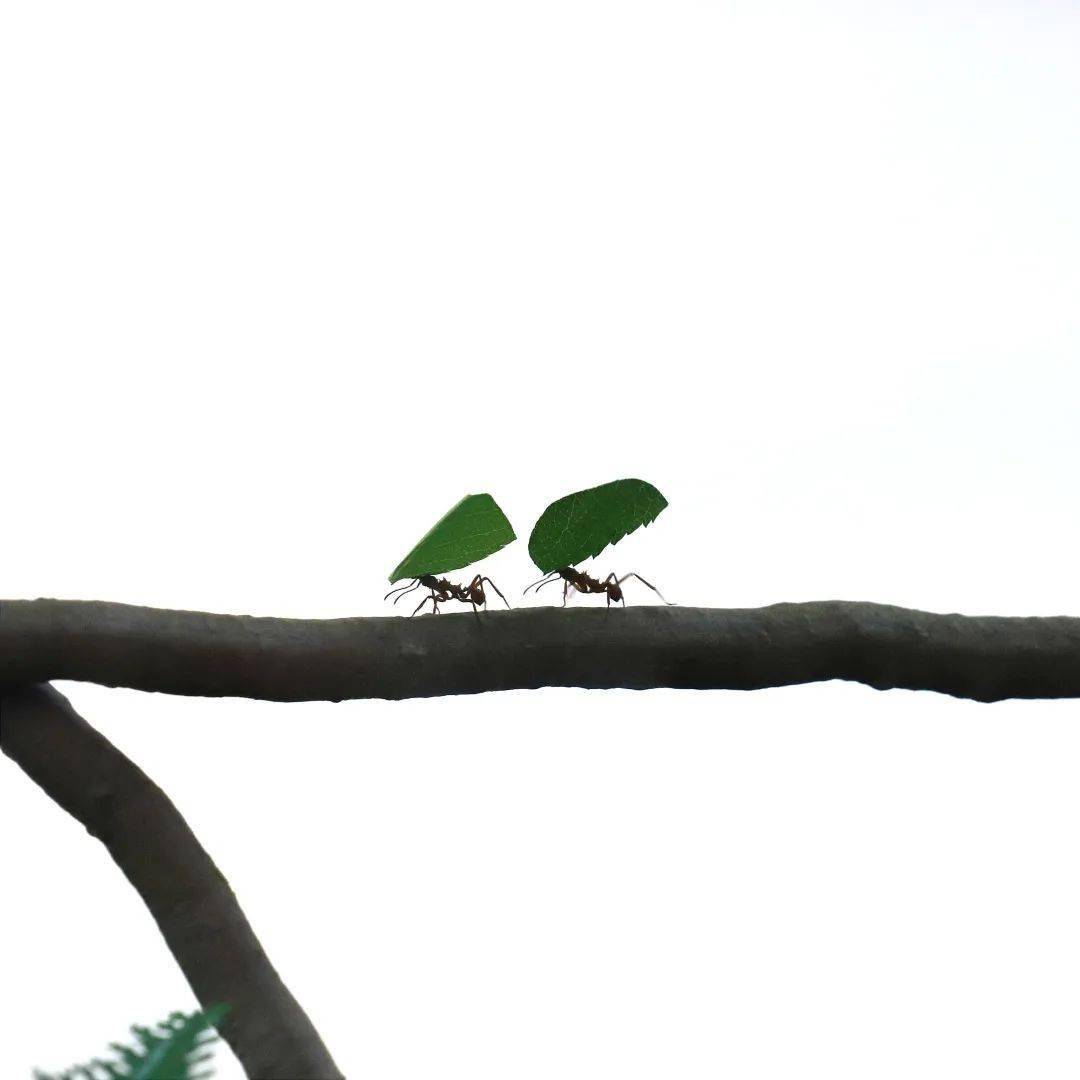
[
  {"left": 558, "top": 567, "right": 575, "bottom": 580},
  {"left": 608, "top": 581, "right": 623, "bottom": 602},
  {"left": 472, "top": 580, "right": 486, "bottom": 602},
  {"left": 418, "top": 575, "right": 439, "bottom": 588}
]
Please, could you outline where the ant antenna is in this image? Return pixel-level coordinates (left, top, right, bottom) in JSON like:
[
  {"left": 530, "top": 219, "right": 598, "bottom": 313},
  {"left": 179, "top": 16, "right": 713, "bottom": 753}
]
[
  {"left": 383, "top": 579, "right": 418, "bottom": 601},
  {"left": 388, "top": 579, "right": 424, "bottom": 605},
  {"left": 523, "top": 571, "right": 560, "bottom": 594}
]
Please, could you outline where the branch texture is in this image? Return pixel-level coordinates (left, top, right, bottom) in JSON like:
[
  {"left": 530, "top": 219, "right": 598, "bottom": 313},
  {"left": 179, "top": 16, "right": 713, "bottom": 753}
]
[
  {"left": 0, "top": 683, "right": 344, "bottom": 1080},
  {"left": 3, "top": 598, "right": 1079, "bottom": 703}
]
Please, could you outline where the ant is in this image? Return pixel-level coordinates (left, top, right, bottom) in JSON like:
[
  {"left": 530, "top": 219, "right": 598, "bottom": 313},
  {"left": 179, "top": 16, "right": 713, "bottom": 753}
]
[
  {"left": 384, "top": 573, "right": 510, "bottom": 617},
  {"left": 523, "top": 567, "right": 673, "bottom": 608}
]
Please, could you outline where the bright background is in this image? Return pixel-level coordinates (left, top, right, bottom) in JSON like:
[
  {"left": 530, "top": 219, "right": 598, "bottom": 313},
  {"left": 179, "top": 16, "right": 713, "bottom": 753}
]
[{"left": 2, "top": 2, "right": 1079, "bottom": 1077}]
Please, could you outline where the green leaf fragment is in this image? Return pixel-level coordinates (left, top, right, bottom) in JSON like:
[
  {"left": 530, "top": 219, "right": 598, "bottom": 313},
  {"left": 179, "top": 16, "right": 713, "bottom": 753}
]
[
  {"left": 133, "top": 1004, "right": 229, "bottom": 1080},
  {"left": 528, "top": 478, "right": 668, "bottom": 573},
  {"left": 389, "top": 494, "right": 516, "bottom": 583},
  {"left": 35, "top": 1004, "right": 230, "bottom": 1080}
]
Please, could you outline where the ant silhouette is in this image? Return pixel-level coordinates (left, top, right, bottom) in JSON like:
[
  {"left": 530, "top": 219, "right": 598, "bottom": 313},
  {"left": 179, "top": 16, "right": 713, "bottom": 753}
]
[
  {"left": 523, "top": 567, "right": 673, "bottom": 608},
  {"left": 384, "top": 573, "right": 510, "bottom": 617}
]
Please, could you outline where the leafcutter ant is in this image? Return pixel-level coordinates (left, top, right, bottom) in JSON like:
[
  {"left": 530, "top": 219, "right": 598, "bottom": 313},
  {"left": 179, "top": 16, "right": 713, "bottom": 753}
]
[
  {"left": 522, "top": 567, "right": 673, "bottom": 608},
  {"left": 384, "top": 573, "right": 510, "bottom": 617}
]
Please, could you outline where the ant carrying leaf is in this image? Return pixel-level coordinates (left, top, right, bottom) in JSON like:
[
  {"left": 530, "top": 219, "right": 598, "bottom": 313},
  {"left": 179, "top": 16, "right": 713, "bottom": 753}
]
[
  {"left": 523, "top": 566, "right": 672, "bottom": 608},
  {"left": 386, "top": 493, "right": 515, "bottom": 616},
  {"left": 524, "top": 478, "right": 674, "bottom": 607},
  {"left": 385, "top": 573, "right": 509, "bottom": 616}
]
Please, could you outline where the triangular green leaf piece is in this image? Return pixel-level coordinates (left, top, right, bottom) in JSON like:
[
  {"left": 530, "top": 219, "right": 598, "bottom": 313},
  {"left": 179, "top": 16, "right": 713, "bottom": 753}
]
[
  {"left": 528, "top": 478, "right": 668, "bottom": 573},
  {"left": 389, "top": 494, "right": 516, "bottom": 583}
]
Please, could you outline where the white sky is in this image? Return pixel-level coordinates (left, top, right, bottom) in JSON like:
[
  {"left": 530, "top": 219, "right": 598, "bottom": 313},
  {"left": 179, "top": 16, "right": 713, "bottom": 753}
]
[{"left": 2, "top": 2, "right": 1078, "bottom": 1077}]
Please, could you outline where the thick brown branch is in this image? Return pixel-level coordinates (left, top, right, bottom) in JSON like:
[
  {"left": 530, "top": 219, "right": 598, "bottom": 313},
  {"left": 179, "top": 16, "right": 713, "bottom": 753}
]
[
  {"left": 0, "top": 683, "right": 344, "bottom": 1080},
  {"left": 3, "top": 598, "right": 1078, "bottom": 703}
]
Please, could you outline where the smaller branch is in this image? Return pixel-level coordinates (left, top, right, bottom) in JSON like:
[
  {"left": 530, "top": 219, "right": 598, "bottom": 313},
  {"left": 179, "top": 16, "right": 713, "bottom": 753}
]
[{"left": 1, "top": 684, "right": 343, "bottom": 1080}]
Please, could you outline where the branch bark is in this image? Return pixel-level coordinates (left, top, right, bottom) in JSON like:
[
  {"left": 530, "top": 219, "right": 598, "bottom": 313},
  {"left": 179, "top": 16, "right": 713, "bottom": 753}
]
[
  {"left": 3, "top": 598, "right": 1079, "bottom": 703},
  {"left": 0, "top": 683, "right": 344, "bottom": 1080}
]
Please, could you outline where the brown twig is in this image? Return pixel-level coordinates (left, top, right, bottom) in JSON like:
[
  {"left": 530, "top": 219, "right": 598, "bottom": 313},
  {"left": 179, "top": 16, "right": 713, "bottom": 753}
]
[{"left": 0, "top": 683, "right": 344, "bottom": 1080}]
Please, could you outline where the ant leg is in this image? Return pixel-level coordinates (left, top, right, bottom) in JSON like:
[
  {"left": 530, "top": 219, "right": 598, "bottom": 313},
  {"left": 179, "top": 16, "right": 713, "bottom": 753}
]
[
  {"left": 605, "top": 575, "right": 627, "bottom": 609},
  {"left": 411, "top": 593, "right": 438, "bottom": 617},
  {"left": 600, "top": 573, "right": 616, "bottom": 609},
  {"left": 616, "top": 573, "right": 674, "bottom": 605},
  {"left": 480, "top": 576, "right": 510, "bottom": 609},
  {"left": 384, "top": 579, "right": 420, "bottom": 602}
]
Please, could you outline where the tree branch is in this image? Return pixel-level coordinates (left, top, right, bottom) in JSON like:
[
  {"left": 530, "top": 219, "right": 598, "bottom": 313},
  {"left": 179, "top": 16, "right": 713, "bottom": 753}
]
[
  {"left": 3, "top": 598, "right": 1078, "bottom": 703},
  {"left": 0, "top": 683, "right": 344, "bottom": 1080}
]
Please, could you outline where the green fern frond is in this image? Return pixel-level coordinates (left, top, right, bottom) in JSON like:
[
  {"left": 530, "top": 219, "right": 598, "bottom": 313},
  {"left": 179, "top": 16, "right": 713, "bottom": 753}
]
[{"left": 34, "top": 1003, "right": 229, "bottom": 1080}]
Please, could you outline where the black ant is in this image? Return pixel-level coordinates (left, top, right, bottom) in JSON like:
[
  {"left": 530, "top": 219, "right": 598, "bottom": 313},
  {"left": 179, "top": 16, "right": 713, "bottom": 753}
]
[
  {"left": 384, "top": 573, "right": 510, "bottom": 617},
  {"left": 523, "top": 567, "right": 673, "bottom": 608}
]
